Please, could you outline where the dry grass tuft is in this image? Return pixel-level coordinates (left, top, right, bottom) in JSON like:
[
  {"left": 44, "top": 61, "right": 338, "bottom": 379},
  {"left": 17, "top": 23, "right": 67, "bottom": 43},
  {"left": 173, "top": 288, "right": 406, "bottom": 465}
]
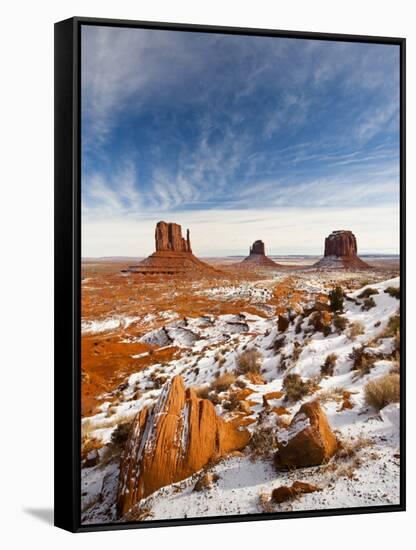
[
  {"left": 348, "top": 321, "right": 365, "bottom": 340},
  {"left": 384, "top": 286, "right": 400, "bottom": 299},
  {"left": 195, "top": 385, "right": 210, "bottom": 399},
  {"left": 249, "top": 425, "right": 278, "bottom": 460},
  {"left": 210, "top": 372, "right": 236, "bottom": 392},
  {"left": 282, "top": 373, "right": 317, "bottom": 402},
  {"left": 336, "top": 435, "right": 372, "bottom": 460},
  {"left": 257, "top": 491, "right": 275, "bottom": 513},
  {"left": 358, "top": 287, "right": 379, "bottom": 299},
  {"left": 364, "top": 373, "right": 400, "bottom": 411},
  {"left": 321, "top": 353, "right": 337, "bottom": 377},
  {"left": 333, "top": 315, "right": 348, "bottom": 334},
  {"left": 236, "top": 349, "right": 263, "bottom": 375},
  {"left": 361, "top": 297, "right": 376, "bottom": 311},
  {"left": 349, "top": 346, "right": 377, "bottom": 377}
]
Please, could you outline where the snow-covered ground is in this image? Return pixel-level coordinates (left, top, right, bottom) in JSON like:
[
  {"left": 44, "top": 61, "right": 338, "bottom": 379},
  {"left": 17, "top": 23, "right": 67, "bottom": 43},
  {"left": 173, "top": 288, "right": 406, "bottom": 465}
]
[{"left": 81, "top": 275, "right": 401, "bottom": 524}]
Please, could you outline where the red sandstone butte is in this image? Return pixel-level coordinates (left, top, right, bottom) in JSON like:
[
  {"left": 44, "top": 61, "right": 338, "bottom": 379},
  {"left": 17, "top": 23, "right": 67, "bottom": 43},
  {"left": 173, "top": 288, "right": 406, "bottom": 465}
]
[
  {"left": 127, "top": 221, "right": 218, "bottom": 275},
  {"left": 240, "top": 239, "right": 283, "bottom": 269},
  {"left": 313, "top": 230, "right": 369, "bottom": 269}
]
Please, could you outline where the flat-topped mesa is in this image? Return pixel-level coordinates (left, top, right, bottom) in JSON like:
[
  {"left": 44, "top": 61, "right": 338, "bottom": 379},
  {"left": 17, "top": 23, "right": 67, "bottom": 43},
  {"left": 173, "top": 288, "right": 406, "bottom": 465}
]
[
  {"left": 314, "top": 230, "right": 370, "bottom": 270},
  {"left": 241, "top": 239, "right": 283, "bottom": 269},
  {"left": 324, "top": 230, "right": 357, "bottom": 257},
  {"left": 155, "top": 221, "right": 192, "bottom": 253},
  {"left": 126, "top": 221, "right": 219, "bottom": 276}
]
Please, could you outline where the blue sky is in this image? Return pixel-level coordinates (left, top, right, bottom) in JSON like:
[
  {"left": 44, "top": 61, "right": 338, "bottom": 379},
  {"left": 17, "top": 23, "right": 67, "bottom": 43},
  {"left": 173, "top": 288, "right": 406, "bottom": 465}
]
[{"left": 81, "top": 25, "right": 400, "bottom": 257}]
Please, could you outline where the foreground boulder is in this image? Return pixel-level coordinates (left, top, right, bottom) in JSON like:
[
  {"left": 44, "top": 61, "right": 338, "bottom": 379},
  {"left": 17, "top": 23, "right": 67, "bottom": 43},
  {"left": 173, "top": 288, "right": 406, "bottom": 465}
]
[
  {"left": 274, "top": 401, "right": 338, "bottom": 469},
  {"left": 271, "top": 481, "right": 320, "bottom": 503},
  {"left": 117, "top": 375, "right": 250, "bottom": 517}
]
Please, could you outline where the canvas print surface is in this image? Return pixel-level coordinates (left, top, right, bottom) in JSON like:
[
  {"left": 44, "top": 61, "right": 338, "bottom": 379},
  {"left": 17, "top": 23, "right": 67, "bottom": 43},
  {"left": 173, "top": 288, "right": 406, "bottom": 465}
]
[{"left": 80, "top": 25, "right": 401, "bottom": 525}]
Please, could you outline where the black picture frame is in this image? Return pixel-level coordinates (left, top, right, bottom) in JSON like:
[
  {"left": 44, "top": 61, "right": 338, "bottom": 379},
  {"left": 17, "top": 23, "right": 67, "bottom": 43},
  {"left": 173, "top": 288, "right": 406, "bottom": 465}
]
[{"left": 54, "top": 16, "right": 406, "bottom": 533}]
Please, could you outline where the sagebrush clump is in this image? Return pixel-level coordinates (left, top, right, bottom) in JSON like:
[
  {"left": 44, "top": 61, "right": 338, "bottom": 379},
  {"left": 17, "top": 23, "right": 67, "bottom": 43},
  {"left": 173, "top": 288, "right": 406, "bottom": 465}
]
[
  {"left": 364, "top": 374, "right": 400, "bottom": 410},
  {"left": 333, "top": 315, "right": 348, "bottom": 333},
  {"left": 321, "top": 353, "right": 338, "bottom": 377},
  {"left": 384, "top": 286, "right": 400, "bottom": 299},
  {"left": 236, "top": 349, "right": 262, "bottom": 375},
  {"left": 282, "top": 373, "right": 315, "bottom": 402},
  {"left": 361, "top": 297, "right": 376, "bottom": 311},
  {"left": 211, "top": 372, "right": 236, "bottom": 392},
  {"left": 349, "top": 346, "right": 377, "bottom": 376},
  {"left": 358, "top": 287, "right": 379, "bottom": 299},
  {"left": 348, "top": 321, "right": 365, "bottom": 339}
]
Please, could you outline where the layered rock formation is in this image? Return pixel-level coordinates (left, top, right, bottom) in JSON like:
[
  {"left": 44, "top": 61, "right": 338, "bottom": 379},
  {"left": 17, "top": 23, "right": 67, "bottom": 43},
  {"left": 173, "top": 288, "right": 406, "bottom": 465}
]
[
  {"left": 274, "top": 401, "right": 338, "bottom": 469},
  {"left": 240, "top": 239, "right": 283, "bottom": 269},
  {"left": 127, "top": 221, "right": 218, "bottom": 275},
  {"left": 313, "top": 230, "right": 369, "bottom": 269},
  {"left": 155, "top": 221, "right": 192, "bottom": 253},
  {"left": 117, "top": 375, "right": 250, "bottom": 517}
]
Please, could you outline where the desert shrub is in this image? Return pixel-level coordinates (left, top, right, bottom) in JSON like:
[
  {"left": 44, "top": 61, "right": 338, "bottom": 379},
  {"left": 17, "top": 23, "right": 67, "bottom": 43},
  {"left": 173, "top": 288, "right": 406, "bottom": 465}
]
[
  {"left": 362, "top": 297, "right": 376, "bottom": 311},
  {"left": 336, "top": 435, "right": 372, "bottom": 460},
  {"left": 110, "top": 421, "right": 133, "bottom": 456},
  {"left": 222, "top": 392, "right": 241, "bottom": 411},
  {"left": 282, "top": 373, "right": 314, "bottom": 402},
  {"left": 211, "top": 372, "right": 236, "bottom": 392},
  {"left": 278, "top": 354, "right": 288, "bottom": 373},
  {"left": 348, "top": 321, "right": 365, "bottom": 339},
  {"left": 309, "top": 310, "right": 332, "bottom": 333},
  {"left": 333, "top": 315, "right": 348, "bottom": 333},
  {"left": 193, "top": 472, "right": 219, "bottom": 492},
  {"left": 349, "top": 346, "right": 377, "bottom": 376},
  {"left": 291, "top": 341, "right": 303, "bottom": 362},
  {"left": 389, "top": 360, "right": 400, "bottom": 375},
  {"left": 195, "top": 385, "right": 210, "bottom": 399},
  {"left": 249, "top": 425, "right": 278, "bottom": 459},
  {"left": 381, "top": 313, "right": 400, "bottom": 338},
  {"left": 384, "top": 286, "right": 400, "bottom": 299},
  {"left": 329, "top": 286, "right": 344, "bottom": 313},
  {"left": 271, "top": 335, "right": 286, "bottom": 353},
  {"left": 358, "top": 287, "right": 379, "bottom": 299},
  {"left": 364, "top": 374, "right": 400, "bottom": 411},
  {"left": 361, "top": 297, "right": 376, "bottom": 311},
  {"left": 321, "top": 353, "right": 338, "bottom": 377},
  {"left": 207, "top": 392, "right": 221, "bottom": 405},
  {"left": 236, "top": 349, "right": 262, "bottom": 375},
  {"left": 322, "top": 325, "right": 331, "bottom": 337},
  {"left": 318, "top": 386, "right": 345, "bottom": 403}
]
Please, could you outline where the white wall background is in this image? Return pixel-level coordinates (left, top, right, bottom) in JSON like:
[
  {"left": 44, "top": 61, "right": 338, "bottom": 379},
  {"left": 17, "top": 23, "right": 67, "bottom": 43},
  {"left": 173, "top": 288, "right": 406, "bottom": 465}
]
[{"left": 0, "top": 0, "right": 413, "bottom": 548}]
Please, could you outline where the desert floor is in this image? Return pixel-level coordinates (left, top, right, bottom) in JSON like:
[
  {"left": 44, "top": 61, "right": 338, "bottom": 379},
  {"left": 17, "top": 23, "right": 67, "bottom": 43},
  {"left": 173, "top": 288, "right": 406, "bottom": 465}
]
[{"left": 80, "top": 257, "right": 401, "bottom": 524}]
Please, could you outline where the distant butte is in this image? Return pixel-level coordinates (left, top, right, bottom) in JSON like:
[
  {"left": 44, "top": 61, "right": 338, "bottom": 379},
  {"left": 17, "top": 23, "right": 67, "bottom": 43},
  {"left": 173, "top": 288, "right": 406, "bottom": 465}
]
[
  {"left": 240, "top": 239, "right": 283, "bottom": 269},
  {"left": 313, "top": 230, "right": 370, "bottom": 269},
  {"left": 126, "top": 221, "right": 219, "bottom": 275}
]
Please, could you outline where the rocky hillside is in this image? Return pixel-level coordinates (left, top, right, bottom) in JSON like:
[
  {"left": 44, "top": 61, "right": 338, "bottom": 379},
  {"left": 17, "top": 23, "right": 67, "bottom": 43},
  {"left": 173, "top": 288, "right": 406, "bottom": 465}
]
[{"left": 80, "top": 274, "right": 400, "bottom": 523}]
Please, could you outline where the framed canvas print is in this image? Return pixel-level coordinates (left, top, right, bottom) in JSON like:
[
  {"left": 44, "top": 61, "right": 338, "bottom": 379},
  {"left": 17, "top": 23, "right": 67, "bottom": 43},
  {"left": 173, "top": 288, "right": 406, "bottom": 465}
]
[{"left": 54, "top": 17, "right": 406, "bottom": 532}]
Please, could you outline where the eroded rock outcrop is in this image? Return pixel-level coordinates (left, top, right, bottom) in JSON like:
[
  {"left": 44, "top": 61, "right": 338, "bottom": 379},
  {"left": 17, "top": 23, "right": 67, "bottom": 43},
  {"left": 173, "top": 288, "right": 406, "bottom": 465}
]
[
  {"left": 241, "top": 239, "right": 283, "bottom": 269},
  {"left": 155, "top": 221, "right": 192, "bottom": 253},
  {"left": 274, "top": 400, "right": 338, "bottom": 469},
  {"left": 313, "top": 230, "right": 369, "bottom": 269},
  {"left": 127, "top": 221, "right": 219, "bottom": 275},
  {"left": 117, "top": 375, "right": 250, "bottom": 517}
]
